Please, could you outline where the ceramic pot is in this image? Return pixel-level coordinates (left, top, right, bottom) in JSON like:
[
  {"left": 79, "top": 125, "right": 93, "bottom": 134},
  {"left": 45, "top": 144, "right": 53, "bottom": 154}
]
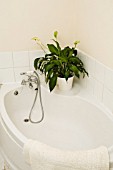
[{"left": 57, "top": 76, "right": 74, "bottom": 91}]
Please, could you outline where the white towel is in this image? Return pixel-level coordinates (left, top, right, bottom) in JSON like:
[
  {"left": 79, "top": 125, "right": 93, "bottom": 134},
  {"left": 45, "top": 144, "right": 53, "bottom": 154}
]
[{"left": 23, "top": 139, "right": 109, "bottom": 170}]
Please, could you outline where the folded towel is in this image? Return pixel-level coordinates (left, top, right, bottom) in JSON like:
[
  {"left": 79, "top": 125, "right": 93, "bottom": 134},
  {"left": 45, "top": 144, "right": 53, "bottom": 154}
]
[{"left": 23, "top": 139, "right": 109, "bottom": 170}]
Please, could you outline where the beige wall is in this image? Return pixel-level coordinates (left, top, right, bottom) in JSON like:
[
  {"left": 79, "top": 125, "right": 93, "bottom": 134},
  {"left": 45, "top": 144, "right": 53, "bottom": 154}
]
[
  {"left": 1, "top": 0, "right": 113, "bottom": 68},
  {"left": 0, "top": 0, "right": 75, "bottom": 51},
  {"left": 74, "top": 0, "right": 113, "bottom": 68}
]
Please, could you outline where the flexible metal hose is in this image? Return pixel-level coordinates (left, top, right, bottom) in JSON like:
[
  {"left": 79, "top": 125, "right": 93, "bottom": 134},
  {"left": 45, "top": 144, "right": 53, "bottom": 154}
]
[{"left": 28, "top": 71, "right": 44, "bottom": 123}]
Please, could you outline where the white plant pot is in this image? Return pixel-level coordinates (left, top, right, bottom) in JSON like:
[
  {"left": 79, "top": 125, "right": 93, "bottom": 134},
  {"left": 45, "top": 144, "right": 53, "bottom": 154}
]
[{"left": 57, "top": 76, "right": 74, "bottom": 91}]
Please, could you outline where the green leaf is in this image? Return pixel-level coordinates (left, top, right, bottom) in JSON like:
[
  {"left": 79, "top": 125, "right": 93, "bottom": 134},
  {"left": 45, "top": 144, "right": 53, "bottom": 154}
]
[
  {"left": 45, "top": 53, "right": 54, "bottom": 58},
  {"left": 69, "top": 65, "right": 80, "bottom": 78},
  {"left": 49, "top": 74, "right": 57, "bottom": 92},
  {"left": 51, "top": 60, "right": 61, "bottom": 66},
  {"left": 83, "top": 68, "right": 89, "bottom": 77},
  {"left": 68, "top": 50, "right": 73, "bottom": 58},
  {"left": 37, "top": 58, "right": 45, "bottom": 69},
  {"left": 69, "top": 65, "right": 78, "bottom": 72},
  {"left": 69, "top": 57, "right": 83, "bottom": 66},
  {"left": 58, "top": 56, "right": 68, "bottom": 63},
  {"left": 52, "top": 39, "right": 61, "bottom": 51},
  {"left": 44, "top": 63, "right": 54, "bottom": 72},
  {"left": 64, "top": 71, "right": 70, "bottom": 81},
  {"left": 40, "top": 60, "right": 48, "bottom": 72},
  {"left": 74, "top": 49, "right": 77, "bottom": 56},
  {"left": 61, "top": 46, "right": 71, "bottom": 58},
  {"left": 34, "top": 58, "right": 40, "bottom": 70},
  {"left": 45, "top": 69, "right": 53, "bottom": 83},
  {"left": 47, "top": 44, "right": 59, "bottom": 55},
  {"left": 54, "top": 31, "right": 58, "bottom": 39}
]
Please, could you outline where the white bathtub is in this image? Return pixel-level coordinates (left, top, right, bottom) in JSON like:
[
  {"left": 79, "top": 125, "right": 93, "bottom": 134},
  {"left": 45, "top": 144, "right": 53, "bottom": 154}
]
[{"left": 1, "top": 82, "right": 113, "bottom": 169}]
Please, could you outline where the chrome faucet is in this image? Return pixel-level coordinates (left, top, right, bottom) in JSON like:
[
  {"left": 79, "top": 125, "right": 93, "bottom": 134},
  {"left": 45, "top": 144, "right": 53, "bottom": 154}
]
[
  {"left": 20, "top": 71, "right": 44, "bottom": 123},
  {"left": 20, "top": 71, "right": 38, "bottom": 89}
]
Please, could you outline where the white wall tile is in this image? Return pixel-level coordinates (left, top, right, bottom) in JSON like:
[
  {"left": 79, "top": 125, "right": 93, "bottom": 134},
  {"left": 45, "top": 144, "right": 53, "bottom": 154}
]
[
  {"left": 104, "top": 68, "right": 113, "bottom": 93},
  {"left": 29, "top": 50, "right": 44, "bottom": 70},
  {"left": 14, "top": 67, "right": 30, "bottom": 82},
  {"left": 94, "top": 61, "right": 105, "bottom": 83},
  {"left": 29, "top": 65, "right": 34, "bottom": 71},
  {"left": 86, "top": 76, "right": 95, "bottom": 95},
  {"left": 13, "top": 51, "right": 29, "bottom": 67},
  {"left": 0, "top": 68, "right": 15, "bottom": 82},
  {"left": 103, "top": 87, "right": 113, "bottom": 112},
  {"left": 87, "top": 57, "right": 96, "bottom": 77},
  {"left": 94, "top": 80, "right": 104, "bottom": 101},
  {"left": 77, "top": 75, "right": 87, "bottom": 89},
  {"left": 0, "top": 52, "right": 13, "bottom": 68}
]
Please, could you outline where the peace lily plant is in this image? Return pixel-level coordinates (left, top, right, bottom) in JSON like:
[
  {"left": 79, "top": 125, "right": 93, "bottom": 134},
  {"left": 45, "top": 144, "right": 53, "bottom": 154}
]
[{"left": 32, "top": 31, "right": 88, "bottom": 92}]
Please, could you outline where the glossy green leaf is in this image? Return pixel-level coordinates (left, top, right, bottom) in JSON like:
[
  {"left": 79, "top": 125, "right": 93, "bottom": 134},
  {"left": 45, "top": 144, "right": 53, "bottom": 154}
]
[
  {"left": 61, "top": 46, "right": 71, "bottom": 58},
  {"left": 52, "top": 39, "right": 61, "bottom": 51},
  {"left": 45, "top": 69, "right": 53, "bottom": 83},
  {"left": 58, "top": 56, "right": 67, "bottom": 63},
  {"left": 38, "top": 58, "right": 45, "bottom": 69},
  {"left": 51, "top": 60, "right": 61, "bottom": 66},
  {"left": 49, "top": 74, "right": 57, "bottom": 92},
  {"left": 69, "top": 57, "right": 83, "bottom": 66},
  {"left": 34, "top": 58, "right": 40, "bottom": 70},
  {"left": 69, "top": 65, "right": 80, "bottom": 78},
  {"left": 45, "top": 53, "right": 54, "bottom": 58},
  {"left": 64, "top": 71, "right": 70, "bottom": 81},
  {"left": 73, "top": 49, "right": 77, "bottom": 56},
  {"left": 44, "top": 63, "right": 54, "bottom": 72},
  {"left": 47, "top": 44, "right": 59, "bottom": 55}
]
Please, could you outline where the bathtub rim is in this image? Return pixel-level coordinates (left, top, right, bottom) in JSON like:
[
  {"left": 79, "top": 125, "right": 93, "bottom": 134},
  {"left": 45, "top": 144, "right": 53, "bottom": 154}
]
[
  {"left": 1, "top": 83, "right": 113, "bottom": 145},
  {"left": 1, "top": 82, "right": 113, "bottom": 157},
  {"left": 0, "top": 83, "right": 28, "bottom": 147}
]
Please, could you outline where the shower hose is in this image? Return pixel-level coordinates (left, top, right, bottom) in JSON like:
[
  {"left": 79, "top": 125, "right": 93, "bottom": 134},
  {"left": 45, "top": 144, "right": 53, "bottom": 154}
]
[{"left": 28, "top": 71, "right": 44, "bottom": 123}]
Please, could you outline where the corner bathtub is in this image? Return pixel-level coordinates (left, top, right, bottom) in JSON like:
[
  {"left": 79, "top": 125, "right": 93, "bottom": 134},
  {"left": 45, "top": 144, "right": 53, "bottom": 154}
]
[{"left": 1, "top": 83, "right": 113, "bottom": 170}]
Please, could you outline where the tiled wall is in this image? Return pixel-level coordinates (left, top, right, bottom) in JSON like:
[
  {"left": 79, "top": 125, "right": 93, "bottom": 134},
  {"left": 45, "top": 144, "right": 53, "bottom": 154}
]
[
  {"left": 0, "top": 50, "right": 113, "bottom": 113},
  {"left": 0, "top": 50, "right": 44, "bottom": 82},
  {"left": 78, "top": 50, "right": 113, "bottom": 113}
]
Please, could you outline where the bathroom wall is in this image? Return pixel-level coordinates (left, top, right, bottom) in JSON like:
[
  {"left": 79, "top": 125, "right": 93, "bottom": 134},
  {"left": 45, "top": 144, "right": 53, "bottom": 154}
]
[
  {"left": 0, "top": 0, "right": 75, "bottom": 51},
  {"left": 78, "top": 50, "right": 113, "bottom": 113},
  {"left": 0, "top": 50, "right": 43, "bottom": 82},
  {"left": 74, "top": 0, "right": 113, "bottom": 69},
  {"left": 1, "top": 0, "right": 113, "bottom": 112}
]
